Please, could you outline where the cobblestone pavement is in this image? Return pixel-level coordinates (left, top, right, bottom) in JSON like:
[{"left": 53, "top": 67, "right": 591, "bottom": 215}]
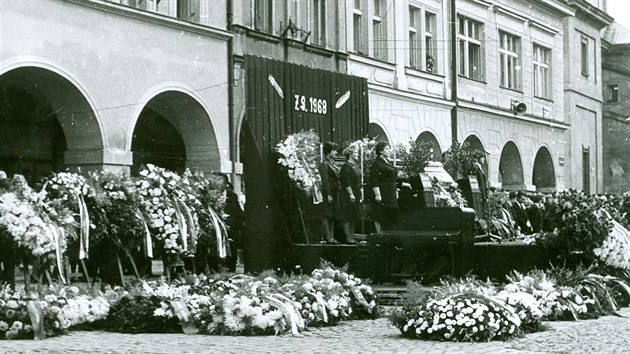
[{"left": 2, "top": 308, "right": 629, "bottom": 354}]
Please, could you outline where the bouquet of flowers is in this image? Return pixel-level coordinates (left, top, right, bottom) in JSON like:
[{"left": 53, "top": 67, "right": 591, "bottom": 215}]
[
  {"left": 494, "top": 290, "right": 543, "bottom": 333},
  {"left": 392, "top": 293, "right": 522, "bottom": 342},
  {"left": 0, "top": 284, "right": 73, "bottom": 340},
  {"left": 137, "top": 164, "right": 197, "bottom": 256},
  {"left": 310, "top": 265, "right": 378, "bottom": 320},
  {"left": 0, "top": 192, "right": 64, "bottom": 259},
  {"left": 431, "top": 178, "right": 467, "bottom": 208},
  {"left": 504, "top": 271, "right": 587, "bottom": 320},
  {"left": 42, "top": 172, "right": 94, "bottom": 260},
  {"left": 276, "top": 130, "right": 323, "bottom": 203},
  {"left": 593, "top": 212, "right": 630, "bottom": 270},
  {"left": 85, "top": 172, "right": 147, "bottom": 257}
]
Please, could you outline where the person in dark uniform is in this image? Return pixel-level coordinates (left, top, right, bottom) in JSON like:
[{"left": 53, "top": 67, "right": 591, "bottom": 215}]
[
  {"left": 369, "top": 142, "right": 399, "bottom": 233},
  {"left": 339, "top": 145, "right": 362, "bottom": 244},
  {"left": 318, "top": 142, "right": 340, "bottom": 244},
  {"left": 0, "top": 171, "right": 16, "bottom": 288},
  {"left": 472, "top": 154, "right": 489, "bottom": 217},
  {"left": 215, "top": 173, "right": 245, "bottom": 272}
]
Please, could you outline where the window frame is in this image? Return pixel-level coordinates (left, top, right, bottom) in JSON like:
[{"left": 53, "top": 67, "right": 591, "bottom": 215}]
[
  {"left": 254, "top": 0, "right": 273, "bottom": 33},
  {"left": 457, "top": 15, "right": 484, "bottom": 81},
  {"left": 310, "top": 0, "right": 326, "bottom": 46},
  {"left": 533, "top": 43, "right": 551, "bottom": 100},
  {"left": 581, "top": 36, "right": 589, "bottom": 77},
  {"left": 498, "top": 30, "right": 521, "bottom": 91},
  {"left": 372, "top": 0, "right": 388, "bottom": 61},
  {"left": 424, "top": 11, "right": 436, "bottom": 73},
  {"left": 606, "top": 84, "right": 620, "bottom": 103},
  {"left": 353, "top": 0, "right": 367, "bottom": 54},
  {"left": 408, "top": 5, "right": 421, "bottom": 69}
]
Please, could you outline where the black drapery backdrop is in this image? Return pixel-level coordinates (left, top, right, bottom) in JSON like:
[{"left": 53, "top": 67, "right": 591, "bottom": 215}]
[{"left": 241, "top": 55, "right": 369, "bottom": 272}]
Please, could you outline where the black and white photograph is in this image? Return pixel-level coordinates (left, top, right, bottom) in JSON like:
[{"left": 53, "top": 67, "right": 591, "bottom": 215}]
[{"left": 1, "top": 0, "right": 630, "bottom": 352}]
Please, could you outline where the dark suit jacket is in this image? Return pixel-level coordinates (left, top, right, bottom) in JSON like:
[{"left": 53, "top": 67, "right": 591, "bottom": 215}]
[
  {"left": 511, "top": 201, "right": 532, "bottom": 235},
  {"left": 527, "top": 204, "right": 543, "bottom": 233},
  {"left": 368, "top": 157, "right": 398, "bottom": 208}
]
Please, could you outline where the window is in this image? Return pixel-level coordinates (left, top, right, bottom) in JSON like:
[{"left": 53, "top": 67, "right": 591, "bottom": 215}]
[
  {"left": 457, "top": 16, "right": 483, "bottom": 80},
  {"left": 177, "top": 0, "right": 200, "bottom": 22},
  {"left": 372, "top": 0, "right": 387, "bottom": 61},
  {"left": 581, "top": 36, "right": 589, "bottom": 77},
  {"left": 499, "top": 31, "right": 521, "bottom": 90},
  {"left": 408, "top": 6, "right": 421, "bottom": 69},
  {"left": 254, "top": 0, "right": 272, "bottom": 33},
  {"left": 311, "top": 0, "right": 326, "bottom": 46},
  {"left": 353, "top": 0, "right": 367, "bottom": 54},
  {"left": 533, "top": 44, "right": 551, "bottom": 99},
  {"left": 425, "top": 12, "right": 436, "bottom": 73},
  {"left": 607, "top": 84, "right": 620, "bottom": 103}
]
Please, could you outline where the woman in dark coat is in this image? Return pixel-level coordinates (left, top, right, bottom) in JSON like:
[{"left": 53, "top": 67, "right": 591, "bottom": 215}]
[
  {"left": 318, "top": 142, "right": 340, "bottom": 243},
  {"left": 339, "top": 146, "right": 362, "bottom": 244},
  {"left": 369, "top": 142, "right": 399, "bottom": 233}
]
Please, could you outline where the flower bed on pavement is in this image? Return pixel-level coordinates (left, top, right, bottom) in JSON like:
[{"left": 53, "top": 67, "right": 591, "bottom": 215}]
[
  {"left": 0, "top": 264, "right": 379, "bottom": 340},
  {"left": 390, "top": 267, "right": 630, "bottom": 342}
]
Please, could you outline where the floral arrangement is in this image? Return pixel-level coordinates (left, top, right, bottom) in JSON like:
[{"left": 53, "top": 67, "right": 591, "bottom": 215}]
[
  {"left": 538, "top": 190, "right": 613, "bottom": 266},
  {"left": 594, "top": 213, "right": 630, "bottom": 270},
  {"left": 276, "top": 130, "right": 323, "bottom": 202},
  {"left": 392, "top": 294, "right": 522, "bottom": 342},
  {"left": 431, "top": 178, "right": 467, "bottom": 208},
  {"left": 395, "top": 140, "right": 433, "bottom": 179},
  {"left": 442, "top": 141, "right": 485, "bottom": 181},
  {"left": 86, "top": 171, "right": 146, "bottom": 255},
  {"left": 0, "top": 192, "right": 63, "bottom": 258},
  {"left": 136, "top": 164, "right": 202, "bottom": 257},
  {"left": 0, "top": 284, "right": 73, "bottom": 340}
]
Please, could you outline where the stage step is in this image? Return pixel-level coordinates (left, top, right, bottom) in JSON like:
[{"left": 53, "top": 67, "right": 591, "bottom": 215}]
[{"left": 372, "top": 283, "right": 434, "bottom": 306}]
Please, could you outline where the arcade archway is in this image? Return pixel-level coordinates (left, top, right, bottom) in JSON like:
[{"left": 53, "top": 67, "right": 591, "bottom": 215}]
[
  {"left": 0, "top": 66, "right": 102, "bottom": 183},
  {"left": 499, "top": 141, "right": 524, "bottom": 188},
  {"left": 533, "top": 146, "right": 556, "bottom": 191},
  {"left": 368, "top": 123, "right": 390, "bottom": 143},
  {"left": 131, "top": 90, "right": 220, "bottom": 174},
  {"left": 463, "top": 134, "right": 488, "bottom": 176},
  {"left": 415, "top": 131, "right": 442, "bottom": 160}
]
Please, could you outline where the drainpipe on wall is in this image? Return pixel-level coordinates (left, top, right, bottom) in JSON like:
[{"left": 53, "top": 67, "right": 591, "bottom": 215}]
[
  {"left": 227, "top": 0, "right": 236, "bottom": 182},
  {"left": 449, "top": 0, "right": 458, "bottom": 145}
]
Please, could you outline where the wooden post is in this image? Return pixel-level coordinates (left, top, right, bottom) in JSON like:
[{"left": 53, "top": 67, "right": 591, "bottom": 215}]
[{"left": 116, "top": 253, "right": 126, "bottom": 287}]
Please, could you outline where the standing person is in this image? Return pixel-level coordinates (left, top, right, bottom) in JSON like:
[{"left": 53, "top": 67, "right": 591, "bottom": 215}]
[
  {"left": 472, "top": 154, "right": 489, "bottom": 216},
  {"left": 215, "top": 173, "right": 245, "bottom": 272},
  {"left": 339, "top": 145, "right": 362, "bottom": 244},
  {"left": 369, "top": 142, "right": 399, "bottom": 233},
  {"left": 318, "top": 142, "right": 340, "bottom": 244}
]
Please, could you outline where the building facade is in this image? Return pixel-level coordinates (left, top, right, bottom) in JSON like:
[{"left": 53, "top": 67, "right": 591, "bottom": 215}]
[
  {"left": 602, "top": 23, "right": 630, "bottom": 194},
  {"left": 343, "top": 0, "right": 612, "bottom": 193},
  {"left": 1, "top": 0, "right": 232, "bottom": 178}
]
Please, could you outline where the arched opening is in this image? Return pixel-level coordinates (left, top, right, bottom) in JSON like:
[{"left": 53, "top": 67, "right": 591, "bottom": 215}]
[
  {"left": 533, "top": 146, "right": 556, "bottom": 191},
  {"left": 463, "top": 134, "right": 488, "bottom": 176},
  {"left": 499, "top": 141, "right": 524, "bottom": 189},
  {"left": 0, "top": 66, "right": 101, "bottom": 184},
  {"left": 131, "top": 91, "right": 219, "bottom": 174},
  {"left": 415, "top": 131, "right": 442, "bottom": 160},
  {"left": 368, "top": 123, "right": 390, "bottom": 143},
  {"left": 132, "top": 108, "right": 186, "bottom": 174}
]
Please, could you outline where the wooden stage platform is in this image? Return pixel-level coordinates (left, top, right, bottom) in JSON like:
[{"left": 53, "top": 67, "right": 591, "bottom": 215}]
[{"left": 288, "top": 240, "right": 548, "bottom": 284}]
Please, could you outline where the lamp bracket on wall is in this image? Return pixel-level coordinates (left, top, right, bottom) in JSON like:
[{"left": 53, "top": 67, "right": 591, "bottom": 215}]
[{"left": 280, "top": 19, "right": 311, "bottom": 43}]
